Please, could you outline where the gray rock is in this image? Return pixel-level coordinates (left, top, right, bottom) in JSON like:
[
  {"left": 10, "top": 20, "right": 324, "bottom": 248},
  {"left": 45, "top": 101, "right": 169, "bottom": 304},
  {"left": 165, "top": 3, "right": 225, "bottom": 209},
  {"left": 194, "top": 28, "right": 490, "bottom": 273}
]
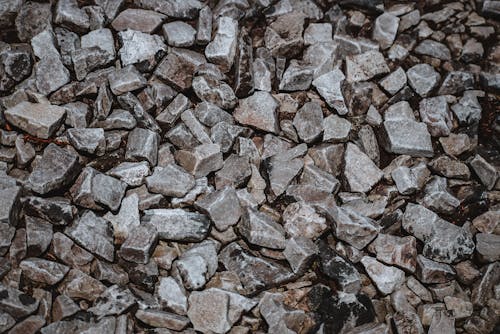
[
  {"left": 175, "top": 144, "right": 223, "bottom": 178},
  {"left": 157, "top": 277, "right": 188, "bottom": 315},
  {"left": 67, "top": 128, "right": 106, "bottom": 156},
  {"left": 215, "top": 154, "right": 252, "bottom": 189},
  {"left": 419, "top": 96, "right": 453, "bottom": 137},
  {"left": 109, "top": 65, "right": 147, "bottom": 96},
  {"left": 125, "top": 128, "right": 158, "bottom": 166},
  {"left": 470, "top": 154, "right": 498, "bottom": 189},
  {"left": 196, "top": 6, "right": 212, "bottom": 45},
  {"left": 5, "top": 102, "right": 66, "bottom": 139},
  {"left": 103, "top": 193, "right": 140, "bottom": 244},
  {"left": 135, "top": 309, "right": 189, "bottom": 331},
  {"left": 192, "top": 75, "right": 238, "bottom": 110},
  {"left": 284, "top": 236, "right": 318, "bottom": 274},
  {"left": 107, "top": 161, "right": 150, "bottom": 187},
  {"left": 25, "top": 216, "right": 53, "bottom": 254},
  {"left": 234, "top": 91, "right": 279, "bottom": 134},
  {"left": 323, "top": 114, "right": 351, "bottom": 142},
  {"left": 238, "top": 207, "right": 286, "bottom": 249},
  {"left": 267, "top": 157, "right": 304, "bottom": 197},
  {"left": 318, "top": 240, "right": 361, "bottom": 293},
  {"left": 146, "top": 164, "right": 195, "bottom": 197},
  {"left": 300, "top": 164, "right": 340, "bottom": 193},
  {"left": 361, "top": 256, "right": 405, "bottom": 295},
  {"left": 156, "top": 93, "right": 191, "bottom": 127},
  {"left": 379, "top": 66, "right": 406, "bottom": 95},
  {"left": 51, "top": 232, "right": 94, "bottom": 269},
  {"left": 407, "top": 64, "right": 441, "bottom": 97},
  {"left": 163, "top": 21, "right": 196, "bottom": 47},
  {"left": 119, "top": 224, "right": 158, "bottom": 264},
  {"left": 72, "top": 47, "right": 111, "bottom": 81},
  {"left": 28, "top": 144, "right": 80, "bottom": 195},
  {"left": 304, "top": 23, "right": 333, "bottom": 45},
  {"left": 19, "top": 258, "right": 69, "bottom": 285},
  {"left": 195, "top": 187, "right": 241, "bottom": 231},
  {"left": 205, "top": 16, "right": 238, "bottom": 72},
  {"left": 346, "top": 50, "right": 389, "bottom": 83},
  {"left": 391, "top": 166, "right": 418, "bottom": 195},
  {"left": 54, "top": 0, "right": 89, "bottom": 32},
  {"left": 80, "top": 28, "right": 115, "bottom": 64},
  {"left": 174, "top": 240, "right": 218, "bottom": 290},
  {"left": 368, "top": 233, "right": 417, "bottom": 272},
  {"left": 279, "top": 60, "right": 314, "bottom": 91},
  {"left": 415, "top": 39, "right": 451, "bottom": 60},
  {"left": 142, "top": 208, "right": 210, "bottom": 242},
  {"left": 193, "top": 102, "right": 233, "bottom": 127},
  {"left": 312, "top": 69, "right": 348, "bottom": 115},
  {"left": 264, "top": 12, "right": 305, "bottom": 58},
  {"left": 0, "top": 182, "right": 21, "bottom": 226},
  {"left": 293, "top": 101, "right": 324, "bottom": 143},
  {"left": 111, "top": 9, "right": 165, "bottom": 33},
  {"left": 283, "top": 201, "right": 328, "bottom": 239},
  {"left": 118, "top": 30, "right": 166, "bottom": 71},
  {"left": 88, "top": 285, "right": 136, "bottom": 318},
  {"left": 373, "top": 13, "right": 400, "bottom": 49},
  {"left": 65, "top": 211, "right": 115, "bottom": 261},
  {"left": 344, "top": 142, "right": 383, "bottom": 193},
  {"left": 0, "top": 312, "right": 15, "bottom": 333},
  {"left": 181, "top": 109, "right": 211, "bottom": 144},
  {"left": 219, "top": 242, "right": 295, "bottom": 295},
  {"left": 15, "top": 2, "right": 52, "bottom": 42},
  {"left": 253, "top": 58, "right": 272, "bottom": 92},
  {"left": 94, "top": 84, "right": 113, "bottom": 120},
  {"left": 155, "top": 48, "right": 206, "bottom": 91},
  {"left": 416, "top": 255, "right": 455, "bottom": 284},
  {"left": 0, "top": 284, "right": 39, "bottom": 319},
  {"left": 403, "top": 204, "right": 475, "bottom": 263},
  {"left": 476, "top": 233, "right": 500, "bottom": 262},
  {"left": 0, "top": 223, "right": 15, "bottom": 256},
  {"left": 451, "top": 91, "right": 482, "bottom": 125}
]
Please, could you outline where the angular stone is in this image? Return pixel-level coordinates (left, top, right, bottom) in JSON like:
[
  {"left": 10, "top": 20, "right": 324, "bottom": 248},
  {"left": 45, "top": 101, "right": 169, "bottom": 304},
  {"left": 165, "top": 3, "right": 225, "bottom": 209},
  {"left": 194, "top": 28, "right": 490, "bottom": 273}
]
[
  {"left": 156, "top": 93, "right": 190, "bottom": 127},
  {"left": 15, "top": 2, "right": 52, "bottom": 42},
  {"left": 25, "top": 217, "right": 52, "bottom": 255},
  {"left": 403, "top": 204, "right": 474, "bottom": 263},
  {"left": 383, "top": 118, "right": 434, "bottom": 158},
  {"left": 111, "top": 9, "right": 165, "bottom": 33},
  {"left": 476, "top": 233, "right": 500, "bottom": 262},
  {"left": 155, "top": 48, "right": 206, "bottom": 91},
  {"left": 0, "top": 224, "right": 15, "bottom": 256},
  {"left": 234, "top": 91, "right": 279, "bottom": 134},
  {"left": 361, "top": 256, "right": 405, "bottom": 295},
  {"left": 205, "top": 16, "right": 238, "bottom": 72},
  {"left": 416, "top": 255, "right": 455, "bottom": 284},
  {"left": 344, "top": 143, "right": 383, "bottom": 193},
  {"left": 5, "top": 102, "right": 66, "bottom": 139},
  {"left": 157, "top": 277, "right": 188, "bottom": 315},
  {"left": 428, "top": 156, "right": 470, "bottom": 180},
  {"left": 7, "top": 315, "right": 45, "bottom": 333},
  {"left": 215, "top": 154, "right": 252, "bottom": 189},
  {"left": 379, "top": 67, "right": 406, "bottom": 95},
  {"left": 346, "top": 50, "right": 389, "bottom": 83},
  {"left": 126, "top": 127, "right": 158, "bottom": 166},
  {"left": 300, "top": 164, "right": 340, "bottom": 193},
  {"left": 312, "top": 69, "right": 348, "bottom": 115},
  {"left": 428, "top": 310, "right": 455, "bottom": 334},
  {"left": 108, "top": 66, "right": 147, "bottom": 96},
  {"left": 174, "top": 240, "right": 218, "bottom": 290},
  {"left": 415, "top": 39, "right": 451, "bottom": 60},
  {"left": 451, "top": 91, "right": 482, "bottom": 125},
  {"left": 195, "top": 187, "right": 241, "bottom": 231},
  {"left": 91, "top": 259, "right": 129, "bottom": 286},
  {"left": 54, "top": 0, "right": 89, "bottom": 32},
  {"left": 52, "top": 295, "right": 80, "bottom": 321},
  {"left": 293, "top": 101, "right": 323, "bottom": 143},
  {"left": 163, "top": 21, "right": 196, "bottom": 47},
  {"left": 323, "top": 114, "right": 351, "bottom": 142},
  {"left": 119, "top": 224, "right": 158, "bottom": 264},
  {"left": 196, "top": 6, "right": 212, "bottom": 45},
  {"left": 192, "top": 75, "right": 238, "bottom": 110},
  {"left": 391, "top": 166, "right": 418, "bottom": 195},
  {"left": 88, "top": 285, "right": 136, "bottom": 318},
  {"left": 284, "top": 236, "right": 318, "bottom": 274},
  {"left": 107, "top": 162, "right": 150, "bottom": 187},
  {"left": 470, "top": 154, "right": 498, "bottom": 190},
  {"left": 407, "top": 64, "right": 440, "bottom": 97},
  {"left": 267, "top": 157, "right": 304, "bottom": 197},
  {"left": 142, "top": 208, "right": 210, "bottom": 242},
  {"left": 180, "top": 109, "right": 211, "bottom": 144},
  {"left": 118, "top": 30, "right": 166, "bottom": 71},
  {"left": 0, "top": 183, "right": 21, "bottom": 226},
  {"left": 58, "top": 269, "right": 107, "bottom": 302},
  {"left": 80, "top": 28, "right": 115, "bottom": 64},
  {"left": 0, "top": 284, "right": 39, "bottom": 319},
  {"left": 19, "top": 258, "right": 69, "bottom": 285},
  {"left": 368, "top": 234, "right": 417, "bottom": 272},
  {"left": 238, "top": 207, "right": 286, "bottom": 249},
  {"left": 28, "top": 144, "right": 80, "bottom": 195},
  {"left": 393, "top": 312, "right": 424, "bottom": 334},
  {"left": 146, "top": 164, "right": 195, "bottom": 197},
  {"left": 94, "top": 84, "right": 113, "bottom": 120},
  {"left": 304, "top": 23, "right": 332, "bottom": 45},
  {"left": 51, "top": 232, "right": 94, "bottom": 269},
  {"left": 219, "top": 242, "right": 294, "bottom": 295},
  {"left": 419, "top": 96, "right": 453, "bottom": 137},
  {"left": 135, "top": 310, "right": 189, "bottom": 331},
  {"left": 283, "top": 201, "right": 328, "bottom": 240},
  {"left": 279, "top": 60, "right": 314, "bottom": 91},
  {"left": 373, "top": 13, "right": 399, "bottom": 49},
  {"left": 472, "top": 210, "right": 500, "bottom": 234},
  {"left": 318, "top": 241, "right": 361, "bottom": 294},
  {"left": 193, "top": 102, "right": 233, "bottom": 127},
  {"left": 264, "top": 12, "right": 305, "bottom": 58},
  {"left": 67, "top": 128, "right": 105, "bottom": 156}
]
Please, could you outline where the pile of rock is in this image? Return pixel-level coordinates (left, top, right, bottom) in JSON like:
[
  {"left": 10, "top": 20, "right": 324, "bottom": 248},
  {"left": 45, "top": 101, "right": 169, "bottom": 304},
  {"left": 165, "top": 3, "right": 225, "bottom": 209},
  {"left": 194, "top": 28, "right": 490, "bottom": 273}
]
[{"left": 0, "top": 0, "right": 499, "bottom": 333}]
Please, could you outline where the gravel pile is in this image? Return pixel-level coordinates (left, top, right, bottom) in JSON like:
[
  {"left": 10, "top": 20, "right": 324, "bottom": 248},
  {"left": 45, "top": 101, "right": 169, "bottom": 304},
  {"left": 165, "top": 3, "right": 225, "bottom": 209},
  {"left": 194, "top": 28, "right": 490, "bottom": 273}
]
[{"left": 0, "top": 0, "right": 499, "bottom": 333}]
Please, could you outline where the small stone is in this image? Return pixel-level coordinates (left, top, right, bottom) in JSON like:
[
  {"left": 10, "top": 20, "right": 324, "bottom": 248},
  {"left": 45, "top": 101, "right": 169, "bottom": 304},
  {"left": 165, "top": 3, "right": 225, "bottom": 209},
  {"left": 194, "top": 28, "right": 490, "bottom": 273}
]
[
  {"left": 146, "top": 164, "right": 195, "bottom": 197},
  {"left": 283, "top": 236, "right": 318, "bottom": 273},
  {"left": 234, "top": 91, "right": 279, "bottom": 134},
  {"left": 25, "top": 216, "right": 53, "bottom": 255},
  {"left": 253, "top": 58, "right": 272, "bottom": 92},
  {"left": 119, "top": 224, "right": 158, "bottom": 264},
  {"left": 180, "top": 109, "right": 211, "bottom": 144},
  {"left": 135, "top": 310, "right": 189, "bottom": 331},
  {"left": 393, "top": 312, "right": 424, "bottom": 334},
  {"left": 361, "top": 256, "right": 405, "bottom": 295},
  {"left": 65, "top": 211, "right": 114, "bottom": 261},
  {"left": 439, "top": 133, "right": 471, "bottom": 157},
  {"left": 415, "top": 39, "right": 451, "bottom": 60},
  {"left": 34, "top": 59, "right": 69, "bottom": 96},
  {"left": 5, "top": 102, "right": 66, "bottom": 139},
  {"left": 428, "top": 156, "right": 470, "bottom": 180},
  {"left": 419, "top": 96, "right": 453, "bottom": 137},
  {"left": 174, "top": 240, "right": 218, "bottom": 290},
  {"left": 196, "top": 6, "right": 212, "bottom": 45},
  {"left": 476, "top": 233, "right": 500, "bottom": 262},
  {"left": 20, "top": 258, "right": 69, "bottom": 285},
  {"left": 346, "top": 50, "right": 389, "bottom": 83},
  {"left": 373, "top": 13, "right": 400, "bottom": 49},
  {"left": 283, "top": 201, "right": 328, "bottom": 239},
  {"left": 67, "top": 128, "right": 106, "bottom": 156},
  {"left": 52, "top": 295, "right": 80, "bottom": 321},
  {"left": 304, "top": 23, "right": 333, "bottom": 45},
  {"left": 300, "top": 164, "right": 340, "bottom": 193},
  {"left": 54, "top": 0, "right": 89, "bottom": 32},
  {"left": 461, "top": 38, "right": 484, "bottom": 63},
  {"left": 51, "top": 232, "right": 94, "bottom": 269},
  {"left": 383, "top": 115, "right": 434, "bottom": 157},
  {"left": 126, "top": 128, "right": 158, "bottom": 166},
  {"left": 391, "top": 166, "right": 418, "bottom": 195},
  {"left": 94, "top": 84, "right": 113, "bottom": 120},
  {"left": 156, "top": 93, "right": 191, "bottom": 126},
  {"left": 267, "top": 157, "right": 304, "bottom": 197},
  {"left": 279, "top": 60, "right": 314, "bottom": 91},
  {"left": 264, "top": 12, "right": 305, "bottom": 58},
  {"left": 91, "top": 259, "right": 129, "bottom": 286},
  {"left": 312, "top": 69, "right": 348, "bottom": 115},
  {"left": 406, "top": 63, "right": 440, "bottom": 97},
  {"left": 72, "top": 47, "right": 111, "bottom": 81},
  {"left": 157, "top": 277, "right": 188, "bottom": 315},
  {"left": 428, "top": 310, "right": 455, "bottom": 334},
  {"left": 443, "top": 296, "right": 472, "bottom": 320},
  {"left": 107, "top": 162, "right": 150, "bottom": 187},
  {"left": 195, "top": 187, "right": 241, "bottom": 231},
  {"left": 470, "top": 154, "right": 498, "bottom": 190},
  {"left": 28, "top": 144, "right": 80, "bottom": 195},
  {"left": 111, "top": 9, "right": 165, "bottom": 33},
  {"left": 473, "top": 210, "right": 500, "bottom": 234},
  {"left": 0, "top": 224, "right": 15, "bottom": 256},
  {"left": 163, "top": 21, "right": 196, "bottom": 47},
  {"left": 451, "top": 91, "right": 483, "bottom": 125},
  {"left": 109, "top": 65, "right": 147, "bottom": 96},
  {"left": 193, "top": 102, "right": 233, "bottom": 127},
  {"left": 238, "top": 207, "right": 286, "bottom": 249},
  {"left": 80, "top": 28, "right": 115, "bottom": 64},
  {"left": 368, "top": 234, "right": 417, "bottom": 272},
  {"left": 215, "top": 154, "right": 252, "bottom": 189},
  {"left": 293, "top": 101, "right": 324, "bottom": 143},
  {"left": 15, "top": 2, "right": 52, "bottom": 42},
  {"left": 142, "top": 208, "right": 210, "bottom": 242},
  {"left": 155, "top": 48, "right": 206, "bottom": 91},
  {"left": 344, "top": 142, "right": 383, "bottom": 193},
  {"left": 416, "top": 255, "right": 455, "bottom": 284},
  {"left": 0, "top": 284, "right": 39, "bottom": 319},
  {"left": 88, "top": 285, "right": 136, "bottom": 318},
  {"left": 318, "top": 241, "right": 361, "bottom": 293},
  {"left": 118, "top": 30, "right": 166, "bottom": 71},
  {"left": 323, "top": 114, "right": 351, "bottom": 142},
  {"left": 379, "top": 67, "right": 406, "bottom": 96},
  {"left": 205, "top": 16, "right": 238, "bottom": 72}
]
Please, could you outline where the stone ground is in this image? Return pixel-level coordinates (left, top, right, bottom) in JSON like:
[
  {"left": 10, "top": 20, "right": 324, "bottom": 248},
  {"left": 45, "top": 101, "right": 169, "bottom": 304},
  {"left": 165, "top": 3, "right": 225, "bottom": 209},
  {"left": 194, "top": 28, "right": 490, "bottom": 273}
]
[{"left": 0, "top": 0, "right": 499, "bottom": 333}]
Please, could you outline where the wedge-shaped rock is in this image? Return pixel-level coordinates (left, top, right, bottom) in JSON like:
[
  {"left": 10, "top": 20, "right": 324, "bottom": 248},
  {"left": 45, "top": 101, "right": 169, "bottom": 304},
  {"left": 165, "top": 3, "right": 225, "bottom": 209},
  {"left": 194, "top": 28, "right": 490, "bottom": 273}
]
[
  {"left": 416, "top": 255, "right": 455, "bottom": 284},
  {"left": 173, "top": 240, "right": 218, "bottom": 290},
  {"left": 4, "top": 102, "right": 66, "bottom": 139},
  {"left": 293, "top": 101, "right": 323, "bottom": 143},
  {"left": 419, "top": 96, "right": 453, "bottom": 137},
  {"left": 284, "top": 236, "right": 318, "bottom": 274},
  {"left": 283, "top": 201, "right": 328, "bottom": 240},
  {"left": 195, "top": 187, "right": 241, "bottom": 231},
  {"left": 146, "top": 164, "right": 195, "bottom": 197},
  {"left": 234, "top": 91, "right": 279, "bottom": 134},
  {"left": 238, "top": 207, "right": 286, "bottom": 249},
  {"left": 312, "top": 69, "right": 348, "bottom": 115},
  {"left": 28, "top": 144, "right": 80, "bottom": 195},
  {"left": 361, "top": 256, "right": 405, "bottom": 295},
  {"left": 109, "top": 65, "right": 147, "bottom": 95},
  {"left": 88, "top": 285, "right": 136, "bottom": 318},
  {"left": 157, "top": 277, "right": 188, "bottom": 315},
  {"left": 142, "top": 208, "right": 210, "bottom": 242},
  {"left": 403, "top": 204, "right": 475, "bottom": 263},
  {"left": 175, "top": 144, "right": 223, "bottom": 178},
  {"left": 346, "top": 50, "right": 389, "bottom": 83},
  {"left": 373, "top": 13, "right": 399, "bottom": 49},
  {"left": 205, "top": 16, "right": 238, "bottom": 72},
  {"left": 368, "top": 234, "right": 417, "bottom": 272},
  {"left": 344, "top": 143, "right": 383, "bottom": 193},
  {"left": 19, "top": 258, "right": 69, "bottom": 285},
  {"left": 67, "top": 128, "right": 106, "bottom": 156}
]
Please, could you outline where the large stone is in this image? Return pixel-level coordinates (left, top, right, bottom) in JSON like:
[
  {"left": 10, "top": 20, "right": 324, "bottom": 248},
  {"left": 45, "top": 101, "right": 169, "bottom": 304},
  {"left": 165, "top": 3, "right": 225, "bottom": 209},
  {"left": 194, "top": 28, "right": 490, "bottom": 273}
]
[
  {"left": 419, "top": 96, "right": 453, "bottom": 137},
  {"left": 146, "top": 164, "right": 195, "bottom": 197},
  {"left": 103, "top": 193, "right": 140, "bottom": 244},
  {"left": 125, "top": 127, "right": 158, "bottom": 166},
  {"left": 4, "top": 102, "right": 66, "bottom": 139},
  {"left": 415, "top": 40, "right": 451, "bottom": 60},
  {"left": 283, "top": 201, "right": 328, "bottom": 240},
  {"left": 118, "top": 30, "right": 166, "bottom": 71},
  {"left": 192, "top": 74, "right": 238, "bottom": 110},
  {"left": 373, "top": 13, "right": 399, "bottom": 49},
  {"left": 155, "top": 48, "right": 206, "bottom": 91},
  {"left": 407, "top": 64, "right": 441, "bottom": 97},
  {"left": 476, "top": 233, "right": 500, "bottom": 262},
  {"left": 361, "top": 256, "right": 405, "bottom": 295},
  {"left": 88, "top": 285, "right": 136, "bottom": 319},
  {"left": 119, "top": 224, "right": 158, "bottom": 264},
  {"left": 108, "top": 65, "right": 147, "bottom": 96},
  {"left": 205, "top": 16, "right": 238, "bottom": 72},
  {"left": 283, "top": 236, "right": 318, "bottom": 274},
  {"left": 238, "top": 207, "right": 286, "bottom": 249},
  {"left": 163, "top": 21, "right": 197, "bottom": 47},
  {"left": 54, "top": 0, "right": 89, "bottom": 32},
  {"left": 293, "top": 101, "right": 324, "bottom": 143},
  {"left": 346, "top": 50, "right": 389, "bottom": 83},
  {"left": 157, "top": 277, "right": 188, "bottom": 315},
  {"left": 279, "top": 60, "right": 314, "bottom": 91},
  {"left": 67, "top": 128, "right": 106, "bottom": 156},
  {"left": 28, "top": 144, "right": 80, "bottom": 195},
  {"left": 234, "top": 91, "right": 279, "bottom": 133},
  {"left": 173, "top": 240, "right": 218, "bottom": 290},
  {"left": 416, "top": 255, "right": 455, "bottom": 284},
  {"left": 176, "top": 144, "right": 223, "bottom": 178},
  {"left": 0, "top": 284, "right": 39, "bottom": 319},
  {"left": 19, "top": 258, "right": 69, "bottom": 285},
  {"left": 344, "top": 143, "right": 383, "bottom": 193},
  {"left": 0, "top": 182, "right": 21, "bottom": 226}
]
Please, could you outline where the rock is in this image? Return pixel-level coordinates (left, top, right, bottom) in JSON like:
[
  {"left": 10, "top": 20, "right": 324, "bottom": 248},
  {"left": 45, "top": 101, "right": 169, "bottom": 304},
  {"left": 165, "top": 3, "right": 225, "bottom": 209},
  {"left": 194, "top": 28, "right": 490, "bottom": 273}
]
[
  {"left": 472, "top": 210, "right": 500, "bottom": 234},
  {"left": 163, "top": 21, "right": 196, "bottom": 47},
  {"left": 72, "top": 47, "right": 110, "bottom": 81},
  {"left": 482, "top": 0, "right": 500, "bottom": 18},
  {"left": 65, "top": 211, "right": 115, "bottom": 261},
  {"left": 109, "top": 65, "right": 147, "bottom": 96},
  {"left": 67, "top": 128, "right": 106, "bottom": 156},
  {"left": 373, "top": 13, "right": 399, "bottom": 49},
  {"left": 180, "top": 109, "right": 211, "bottom": 144},
  {"left": 0, "top": 224, "right": 15, "bottom": 255},
  {"left": 118, "top": 30, "right": 166, "bottom": 71},
  {"left": 28, "top": 144, "right": 80, "bottom": 195},
  {"left": 234, "top": 91, "right": 279, "bottom": 134},
  {"left": 51, "top": 232, "right": 94, "bottom": 269},
  {"left": 7, "top": 315, "right": 45, "bottom": 333},
  {"left": 415, "top": 39, "right": 451, "bottom": 60},
  {"left": 205, "top": 16, "right": 238, "bottom": 72},
  {"left": 312, "top": 69, "right": 348, "bottom": 115},
  {"left": 146, "top": 164, "right": 195, "bottom": 197},
  {"left": 439, "top": 71, "right": 475, "bottom": 96},
  {"left": 107, "top": 162, "right": 150, "bottom": 187},
  {"left": 361, "top": 256, "right": 405, "bottom": 295},
  {"left": 196, "top": 6, "right": 212, "bottom": 45},
  {"left": 195, "top": 187, "right": 241, "bottom": 231},
  {"left": 279, "top": 60, "right": 314, "bottom": 91},
  {"left": 391, "top": 166, "right": 418, "bottom": 195},
  {"left": 119, "top": 224, "right": 158, "bottom": 264},
  {"left": 52, "top": 295, "right": 80, "bottom": 321},
  {"left": 157, "top": 277, "right": 188, "bottom": 315},
  {"left": 91, "top": 260, "right": 129, "bottom": 286},
  {"left": 135, "top": 310, "right": 189, "bottom": 331},
  {"left": 155, "top": 48, "right": 206, "bottom": 91},
  {"left": 264, "top": 12, "right": 305, "bottom": 58},
  {"left": 126, "top": 127, "right": 158, "bottom": 166},
  {"left": 215, "top": 154, "right": 252, "bottom": 189},
  {"left": 368, "top": 234, "right": 417, "bottom": 272},
  {"left": 156, "top": 93, "right": 191, "bottom": 126},
  {"left": 283, "top": 201, "right": 328, "bottom": 239},
  {"left": 419, "top": 96, "right": 453, "bottom": 137},
  {"left": 267, "top": 157, "right": 304, "bottom": 197},
  {"left": 428, "top": 310, "right": 455, "bottom": 334},
  {"left": 174, "top": 240, "right": 218, "bottom": 290},
  {"left": 0, "top": 283, "right": 39, "bottom": 319},
  {"left": 94, "top": 84, "right": 113, "bottom": 120},
  {"left": 439, "top": 133, "right": 471, "bottom": 157},
  {"left": 379, "top": 66, "right": 406, "bottom": 95},
  {"left": 238, "top": 207, "right": 286, "bottom": 249},
  {"left": 111, "top": 9, "right": 165, "bottom": 33},
  {"left": 300, "top": 164, "right": 340, "bottom": 193},
  {"left": 346, "top": 50, "right": 389, "bottom": 83},
  {"left": 476, "top": 233, "right": 500, "bottom": 262},
  {"left": 344, "top": 142, "right": 383, "bottom": 193},
  {"left": 20, "top": 258, "right": 69, "bottom": 285},
  {"left": 406, "top": 64, "right": 440, "bottom": 97},
  {"left": 293, "top": 101, "right": 324, "bottom": 143},
  {"left": 451, "top": 91, "right": 482, "bottom": 125},
  {"left": 403, "top": 204, "right": 474, "bottom": 263},
  {"left": 323, "top": 114, "right": 351, "bottom": 142},
  {"left": 219, "top": 242, "right": 294, "bottom": 295},
  {"left": 323, "top": 206, "right": 379, "bottom": 250},
  {"left": 428, "top": 156, "right": 470, "bottom": 180},
  {"left": 0, "top": 183, "right": 21, "bottom": 226},
  {"left": 193, "top": 102, "right": 233, "bottom": 127},
  {"left": 416, "top": 255, "right": 455, "bottom": 284},
  {"left": 25, "top": 217, "right": 52, "bottom": 254},
  {"left": 15, "top": 2, "right": 52, "bottom": 42},
  {"left": 470, "top": 154, "right": 498, "bottom": 190},
  {"left": 443, "top": 296, "right": 472, "bottom": 320},
  {"left": 304, "top": 23, "right": 333, "bottom": 45},
  {"left": 192, "top": 75, "right": 238, "bottom": 110},
  {"left": 80, "top": 28, "right": 115, "bottom": 64},
  {"left": 88, "top": 285, "right": 136, "bottom": 318},
  {"left": 283, "top": 236, "right": 318, "bottom": 274},
  {"left": 461, "top": 38, "right": 484, "bottom": 63},
  {"left": 142, "top": 208, "right": 210, "bottom": 242},
  {"left": 393, "top": 312, "right": 424, "bottom": 334},
  {"left": 54, "top": 0, "right": 89, "bottom": 32},
  {"left": 5, "top": 102, "right": 66, "bottom": 139}
]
